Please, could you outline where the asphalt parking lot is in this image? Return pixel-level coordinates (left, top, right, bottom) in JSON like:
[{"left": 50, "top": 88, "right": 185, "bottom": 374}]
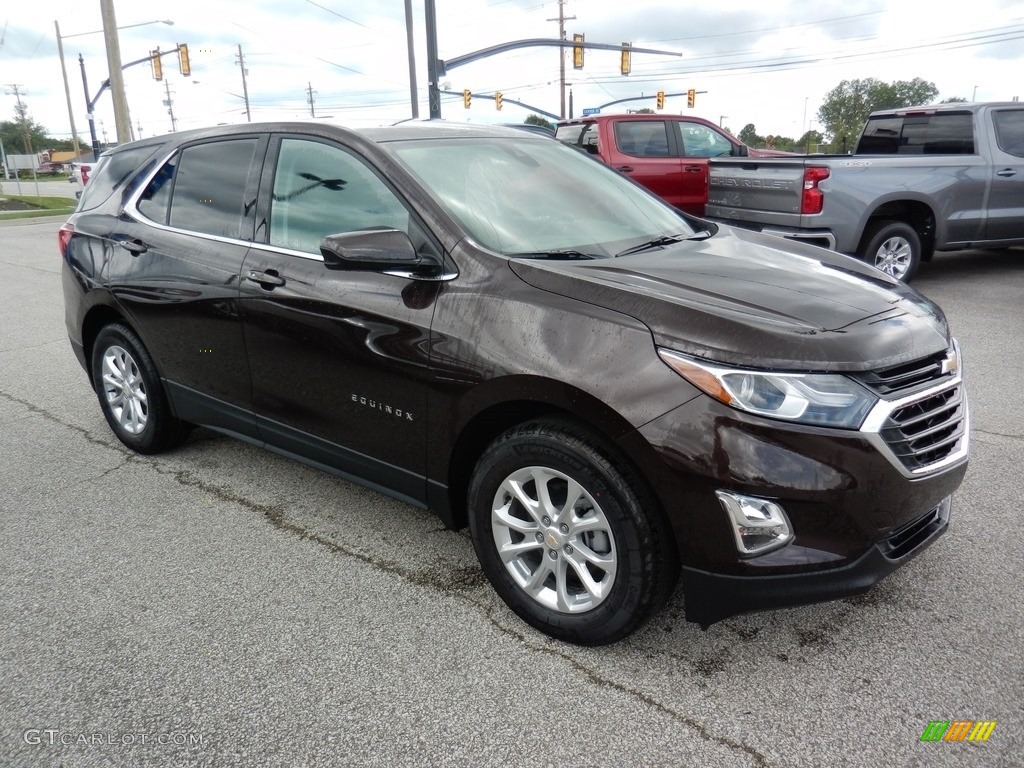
[{"left": 1, "top": 217, "right": 1021, "bottom": 767}]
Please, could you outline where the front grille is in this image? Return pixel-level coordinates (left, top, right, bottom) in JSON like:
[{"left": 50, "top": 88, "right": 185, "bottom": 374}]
[
  {"left": 855, "top": 350, "right": 950, "bottom": 396},
  {"left": 880, "top": 384, "right": 966, "bottom": 471}
]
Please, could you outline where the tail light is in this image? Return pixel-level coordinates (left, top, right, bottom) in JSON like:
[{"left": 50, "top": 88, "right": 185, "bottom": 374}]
[
  {"left": 58, "top": 223, "right": 74, "bottom": 258},
  {"left": 80, "top": 165, "right": 92, "bottom": 185},
  {"left": 801, "top": 166, "right": 829, "bottom": 215}
]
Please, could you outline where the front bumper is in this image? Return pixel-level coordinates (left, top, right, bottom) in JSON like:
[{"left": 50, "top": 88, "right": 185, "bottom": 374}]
[{"left": 680, "top": 496, "right": 951, "bottom": 627}]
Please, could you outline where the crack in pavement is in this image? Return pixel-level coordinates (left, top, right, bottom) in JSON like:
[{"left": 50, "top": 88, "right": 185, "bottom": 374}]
[
  {"left": 0, "top": 255, "right": 62, "bottom": 275},
  {"left": 972, "top": 428, "right": 1023, "bottom": 442},
  {"left": 2, "top": 386, "right": 773, "bottom": 767},
  {"left": 0, "top": 338, "right": 66, "bottom": 354},
  {"left": 475, "top": 603, "right": 773, "bottom": 767}
]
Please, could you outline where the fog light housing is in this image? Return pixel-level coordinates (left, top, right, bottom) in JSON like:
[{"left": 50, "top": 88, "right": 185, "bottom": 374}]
[{"left": 715, "top": 491, "right": 793, "bottom": 556}]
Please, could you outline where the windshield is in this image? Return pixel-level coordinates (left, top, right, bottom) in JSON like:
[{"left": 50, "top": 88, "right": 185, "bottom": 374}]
[{"left": 385, "top": 136, "right": 693, "bottom": 257}]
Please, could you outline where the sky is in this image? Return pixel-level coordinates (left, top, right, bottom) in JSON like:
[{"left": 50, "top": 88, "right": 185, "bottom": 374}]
[{"left": 1, "top": 0, "right": 1022, "bottom": 152}]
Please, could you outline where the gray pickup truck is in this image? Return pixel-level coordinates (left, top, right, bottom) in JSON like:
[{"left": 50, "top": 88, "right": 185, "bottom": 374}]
[{"left": 705, "top": 102, "right": 1024, "bottom": 280}]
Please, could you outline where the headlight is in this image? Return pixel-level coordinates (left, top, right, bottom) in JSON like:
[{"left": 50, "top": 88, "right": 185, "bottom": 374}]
[{"left": 658, "top": 349, "right": 877, "bottom": 429}]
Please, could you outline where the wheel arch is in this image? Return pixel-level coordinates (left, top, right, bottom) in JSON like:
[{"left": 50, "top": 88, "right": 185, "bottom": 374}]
[
  {"left": 439, "top": 379, "right": 668, "bottom": 537},
  {"left": 80, "top": 303, "right": 135, "bottom": 378},
  {"left": 857, "top": 199, "right": 937, "bottom": 261}
]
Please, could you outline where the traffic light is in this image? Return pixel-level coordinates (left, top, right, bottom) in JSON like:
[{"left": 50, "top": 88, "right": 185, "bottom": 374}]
[
  {"left": 572, "top": 33, "right": 584, "bottom": 70},
  {"left": 620, "top": 42, "right": 631, "bottom": 76},
  {"left": 687, "top": 88, "right": 696, "bottom": 108},
  {"left": 150, "top": 48, "right": 163, "bottom": 81},
  {"left": 495, "top": 92, "right": 503, "bottom": 111},
  {"left": 463, "top": 89, "right": 471, "bottom": 109},
  {"left": 656, "top": 90, "right": 665, "bottom": 110},
  {"left": 177, "top": 44, "right": 191, "bottom": 77}
]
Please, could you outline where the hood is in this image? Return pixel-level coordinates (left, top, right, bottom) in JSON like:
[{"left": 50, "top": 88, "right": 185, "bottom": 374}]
[{"left": 508, "top": 226, "right": 950, "bottom": 371}]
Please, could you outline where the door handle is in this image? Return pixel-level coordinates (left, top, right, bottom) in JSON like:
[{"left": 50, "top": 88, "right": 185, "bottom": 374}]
[
  {"left": 615, "top": 165, "right": 634, "bottom": 173},
  {"left": 118, "top": 239, "right": 148, "bottom": 255},
  {"left": 996, "top": 168, "right": 1016, "bottom": 177},
  {"left": 245, "top": 269, "right": 286, "bottom": 288},
  {"left": 683, "top": 165, "right": 703, "bottom": 172}
]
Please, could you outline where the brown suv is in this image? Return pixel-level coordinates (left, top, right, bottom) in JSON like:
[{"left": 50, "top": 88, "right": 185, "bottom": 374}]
[{"left": 60, "top": 121, "right": 969, "bottom": 645}]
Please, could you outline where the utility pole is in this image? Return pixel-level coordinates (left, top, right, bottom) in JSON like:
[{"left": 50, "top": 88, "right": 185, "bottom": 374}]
[
  {"left": 547, "top": 0, "right": 576, "bottom": 119},
  {"left": 163, "top": 80, "right": 177, "bottom": 132},
  {"left": 4, "top": 84, "right": 33, "bottom": 153},
  {"left": 403, "top": 0, "right": 418, "bottom": 119},
  {"left": 54, "top": 21, "right": 83, "bottom": 161},
  {"left": 236, "top": 45, "right": 252, "bottom": 122},
  {"left": 306, "top": 82, "right": 316, "bottom": 117},
  {"left": 99, "top": 0, "right": 131, "bottom": 144}
]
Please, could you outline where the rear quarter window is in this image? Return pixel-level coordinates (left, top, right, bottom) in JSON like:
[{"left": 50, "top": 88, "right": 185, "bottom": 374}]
[
  {"left": 76, "top": 144, "right": 168, "bottom": 211},
  {"left": 555, "top": 123, "right": 600, "bottom": 155}
]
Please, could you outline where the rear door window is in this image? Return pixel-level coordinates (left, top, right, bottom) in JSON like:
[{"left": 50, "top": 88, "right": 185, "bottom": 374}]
[
  {"left": 992, "top": 109, "right": 1024, "bottom": 158},
  {"left": 613, "top": 121, "right": 671, "bottom": 157},
  {"left": 167, "top": 139, "right": 259, "bottom": 239}
]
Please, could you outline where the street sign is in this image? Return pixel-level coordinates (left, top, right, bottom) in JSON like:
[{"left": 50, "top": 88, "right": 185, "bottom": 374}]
[{"left": 582, "top": 107, "right": 600, "bottom": 116}]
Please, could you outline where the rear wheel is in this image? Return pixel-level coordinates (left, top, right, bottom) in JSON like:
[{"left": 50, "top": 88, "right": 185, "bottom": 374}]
[
  {"left": 468, "top": 420, "right": 676, "bottom": 645},
  {"left": 91, "top": 324, "right": 188, "bottom": 454},
  {"left": 859, "top": 220, "right": 921, "bottom": 282}
]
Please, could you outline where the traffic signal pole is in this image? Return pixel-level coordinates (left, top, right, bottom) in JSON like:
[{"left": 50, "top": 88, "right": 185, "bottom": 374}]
[
  {"left": 425, "top": 0, "right": 442, "bottom": 119},
  {"left": 80, "top": 47, "right": 184, "bottom": 156},
  {"left": 422, "top": 0, "right": 679, "bottom": 121}
]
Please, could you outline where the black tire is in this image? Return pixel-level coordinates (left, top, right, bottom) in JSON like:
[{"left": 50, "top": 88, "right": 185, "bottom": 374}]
[
  {"left": 468, "top": 420, "right": 677, "bottom": 645},
  {"left": 858, "top": 220, "right": 921, "bottom": 282},
  {"left": 91, "top": 324, "right": 188, "bottom": 454}
]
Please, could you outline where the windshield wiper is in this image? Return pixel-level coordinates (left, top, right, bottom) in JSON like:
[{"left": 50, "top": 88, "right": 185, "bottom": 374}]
[
  {"left": 615, "top": 230, "right": 715, "bottom": 257},
  {"left": 510, "top": 249, "right": 598, "bottom": 260},
  {"left": 614, "top": 234, "right": 687, "bottom": 258}
]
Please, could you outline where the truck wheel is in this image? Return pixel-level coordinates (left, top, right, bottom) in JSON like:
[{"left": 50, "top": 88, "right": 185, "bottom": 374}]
[
  {"left": 859, "top": 220, "right": 921, "bottom": 282},
  {"left": 467, "top": 420, "right": 676, "bottom": 645}
]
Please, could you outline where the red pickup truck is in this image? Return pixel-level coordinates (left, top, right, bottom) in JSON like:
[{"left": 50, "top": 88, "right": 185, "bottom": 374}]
[{"left": 555, "top": 114, "right": 785, "bottom": 216}]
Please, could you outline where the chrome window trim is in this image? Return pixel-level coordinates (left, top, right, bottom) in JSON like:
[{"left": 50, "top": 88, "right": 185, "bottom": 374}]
[
  {"left": 123, "top": 144, "right": 256, "bottom": 250},
  {"left": 124, "top": 144, "right": 457, "bottom": 281}
]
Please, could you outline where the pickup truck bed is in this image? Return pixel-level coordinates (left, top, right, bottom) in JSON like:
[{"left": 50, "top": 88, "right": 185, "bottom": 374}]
[{"left": 705, "top": 103, "right": 1024, "bottom": 281}]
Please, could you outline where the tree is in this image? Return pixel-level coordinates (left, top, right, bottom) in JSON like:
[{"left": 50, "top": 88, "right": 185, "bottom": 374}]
[
  {"left": 634, "top": 108, "right": 655, "bottom": 114},
  {"left": 817, "top": 78, "right": 939, "bottom": 151},
  {"left": 797, "top": 129, "right": 824, "bottom": 153},
  {"left": 738, "top": 123, "right": 761, "bottom": 146},
  {"left": 2, "top": 116, "right": 49, "bottom": 156},
  {"left": 524, "top": 114, "right": 554, "bottom": 130},
  {"left": 941, "top": 96, "right": 968, "bottom": 103}
]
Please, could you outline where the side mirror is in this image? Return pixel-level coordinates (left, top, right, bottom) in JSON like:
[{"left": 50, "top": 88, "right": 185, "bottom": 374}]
[
  {"left": 320, "top": 228, "right": 431, "bottom": 273},
  {"left": 735, "top": 144, "right": 749, "bottom": 157}
]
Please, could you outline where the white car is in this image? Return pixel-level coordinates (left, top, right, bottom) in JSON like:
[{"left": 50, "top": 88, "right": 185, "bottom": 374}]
[{"left": 67, "top": 162, "right": 93, "bottom": 198}]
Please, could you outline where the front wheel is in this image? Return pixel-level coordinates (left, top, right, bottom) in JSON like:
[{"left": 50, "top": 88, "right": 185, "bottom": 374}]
[
  {"left": 468, "top": 421, "right": 676, "bottom": 645},
  {"left": 858, "top": 220, "right": 921, "bottom": 282}
]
